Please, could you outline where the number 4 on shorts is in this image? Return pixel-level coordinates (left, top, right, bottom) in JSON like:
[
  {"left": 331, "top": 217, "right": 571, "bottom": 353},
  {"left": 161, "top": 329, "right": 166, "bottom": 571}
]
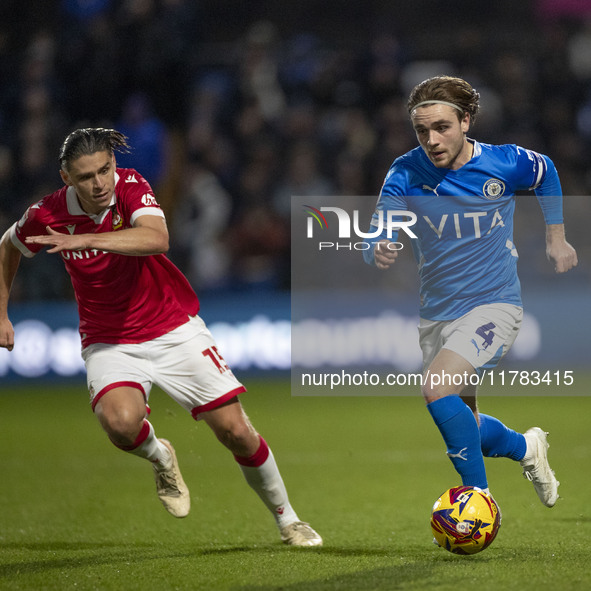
[{"left": 475, "top": 322, "right": 496, "bottom": 349}]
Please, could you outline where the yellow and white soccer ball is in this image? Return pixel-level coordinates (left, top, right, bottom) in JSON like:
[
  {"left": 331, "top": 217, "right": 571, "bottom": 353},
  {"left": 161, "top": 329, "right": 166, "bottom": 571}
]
[{"left": 431, "top": 486, "right": 501, "bottom": 555}]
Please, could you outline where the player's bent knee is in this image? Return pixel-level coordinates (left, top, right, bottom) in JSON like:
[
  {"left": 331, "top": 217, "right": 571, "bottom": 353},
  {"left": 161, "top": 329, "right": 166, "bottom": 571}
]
[
  {"left": 216, "top": 423, "right": 253, "bottom": 446},
  {"left": 214, "top": 421, "right": 259, "bottom": 456},
  {"left": 96, "top": 406, "right": 145, "bottom": 445},
  {"left": 421, "top": 382, "right": 442, "bottom": 402},
  {"left": 421, "top": 387, "right": 457, "bottom": 405},
  {"left": 421, "top": 376, "right": 471, "bottom": 400}
]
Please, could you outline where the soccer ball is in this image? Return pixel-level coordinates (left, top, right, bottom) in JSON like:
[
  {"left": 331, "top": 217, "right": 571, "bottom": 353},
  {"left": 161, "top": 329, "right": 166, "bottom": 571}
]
[{"left": 431, "top": 486, "right": 501, "bottom": 555}]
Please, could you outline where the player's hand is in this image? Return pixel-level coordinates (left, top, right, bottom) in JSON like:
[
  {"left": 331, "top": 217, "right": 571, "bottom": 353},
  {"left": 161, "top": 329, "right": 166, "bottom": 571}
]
[
  {"left": 0, "top": 317, "right": 15, "bottom": 351},
  {"left": 546, "top": 239, "right": 578, "bottom": 273},
  {"left": 25, "top": 226, "right": 88, "bottom": 253},
  {"left": 374, "top": 239, "right": 399, "bottom": 270}
]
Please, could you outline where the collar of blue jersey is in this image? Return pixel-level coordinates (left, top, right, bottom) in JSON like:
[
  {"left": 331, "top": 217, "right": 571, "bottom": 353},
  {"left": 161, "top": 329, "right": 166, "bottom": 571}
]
[{"left": 469, "top": 138, "right": 481, "bottom": 159}]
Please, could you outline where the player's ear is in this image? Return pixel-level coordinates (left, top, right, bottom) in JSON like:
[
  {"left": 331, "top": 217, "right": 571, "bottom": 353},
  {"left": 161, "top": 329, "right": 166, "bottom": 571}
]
[
  {"left": 60, "top": 169, "right": 72, "bottom": 186},
  {"left": 461, "top": 112, "right": 470, "bottom": 134}
]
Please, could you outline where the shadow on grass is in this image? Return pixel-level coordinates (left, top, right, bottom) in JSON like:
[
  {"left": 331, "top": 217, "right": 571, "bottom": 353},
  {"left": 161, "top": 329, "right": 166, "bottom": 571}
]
[
  {"left": 197, "top": 545, "right": 394, "bottom": 558},
  {"left": 235, "top": 566, "right": 433, "bottom": 591},
  {"left": 0, "top": 541, "right": 157, "bottom": 552},
  {"left": 0, "top": 539, "right": 493, "bottom": 586},
  {"left": 232, "top": 547, "right": 501, "bottom": 591},
  {"left": 0, "top": 543, "right": 190, "bottom": 579},
  {"left": 0, "top": 541, "right": 399, "bottom": 579}
]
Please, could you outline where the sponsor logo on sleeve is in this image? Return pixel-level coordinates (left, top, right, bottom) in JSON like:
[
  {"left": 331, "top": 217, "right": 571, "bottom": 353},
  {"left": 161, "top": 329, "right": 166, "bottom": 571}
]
[{"left": 141, "top": 193, "right": 158, "bottom": 206}]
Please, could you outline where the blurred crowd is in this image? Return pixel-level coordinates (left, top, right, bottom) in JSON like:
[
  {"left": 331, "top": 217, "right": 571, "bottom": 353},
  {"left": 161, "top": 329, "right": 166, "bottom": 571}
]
[{"left": 1, "top": 0, "right": 590, "bottom": 301}]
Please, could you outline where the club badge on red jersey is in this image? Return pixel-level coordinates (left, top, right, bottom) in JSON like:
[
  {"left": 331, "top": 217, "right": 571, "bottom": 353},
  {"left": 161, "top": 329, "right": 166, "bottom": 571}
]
[{"left": 112, "top": 210, "right": 123, "bottom": 230}]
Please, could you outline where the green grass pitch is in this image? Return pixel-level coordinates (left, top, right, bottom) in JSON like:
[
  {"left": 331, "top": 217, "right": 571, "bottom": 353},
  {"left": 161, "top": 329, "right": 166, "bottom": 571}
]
[{"left": 1, "top": 376, "right": 590, "bottom": 590}]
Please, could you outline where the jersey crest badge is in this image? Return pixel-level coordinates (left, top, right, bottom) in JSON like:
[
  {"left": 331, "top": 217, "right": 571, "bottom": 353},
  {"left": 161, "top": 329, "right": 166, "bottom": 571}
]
[
  {"left": 112, "top": 211, "right": 123, "bottom": 230},
  {"left": 483, "top": 178, "right": 505, "bottom": 200}
]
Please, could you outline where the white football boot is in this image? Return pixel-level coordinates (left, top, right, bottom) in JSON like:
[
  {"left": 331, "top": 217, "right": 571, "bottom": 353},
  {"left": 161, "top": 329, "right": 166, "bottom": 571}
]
[
  {"left": 280, "top": 521, "right": 323, "bottom": 546},
  {"left": 152, "top": 439, "right": 190, "bottom": 517},
  {"left": 520, "top": 427, "right": 560, "bottom": 507}
]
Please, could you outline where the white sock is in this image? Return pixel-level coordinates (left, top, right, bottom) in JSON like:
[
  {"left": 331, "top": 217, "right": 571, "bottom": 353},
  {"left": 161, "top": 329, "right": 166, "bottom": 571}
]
[
  {"left": 124, "top": 420, "right": 172, "bottom": 469},
  {"left": 521, "top": 434, "right": 535, "bottom": 465},
  {"left": 236, "top": 438, "right": 299, "bottom": 528}
]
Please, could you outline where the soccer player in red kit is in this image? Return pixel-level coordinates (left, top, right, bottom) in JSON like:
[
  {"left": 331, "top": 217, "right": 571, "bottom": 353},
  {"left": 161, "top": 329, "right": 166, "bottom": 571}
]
[{"left": 0, "top": 128, "right": 322, "bottom": 547}]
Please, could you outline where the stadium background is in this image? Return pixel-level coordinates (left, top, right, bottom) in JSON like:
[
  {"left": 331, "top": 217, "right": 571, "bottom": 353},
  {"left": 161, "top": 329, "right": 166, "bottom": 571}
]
[
  {"left": 2, "top": 3, "right": 591, "bottom": 590},
  {"left": 0, "top": 0, "right": 590, "bottom": 383}
]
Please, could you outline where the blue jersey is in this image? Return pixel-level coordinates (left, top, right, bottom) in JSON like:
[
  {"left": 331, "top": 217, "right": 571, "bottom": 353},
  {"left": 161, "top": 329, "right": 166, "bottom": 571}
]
[{"left": 364, "top": 140, "right": 564, "bottom": 320}]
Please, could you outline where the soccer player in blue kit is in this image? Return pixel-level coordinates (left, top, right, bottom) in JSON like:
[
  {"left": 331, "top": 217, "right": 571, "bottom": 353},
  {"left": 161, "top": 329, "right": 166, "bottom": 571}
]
[{"left": 364, "top": 76, "right": 578, "bottom": 508}]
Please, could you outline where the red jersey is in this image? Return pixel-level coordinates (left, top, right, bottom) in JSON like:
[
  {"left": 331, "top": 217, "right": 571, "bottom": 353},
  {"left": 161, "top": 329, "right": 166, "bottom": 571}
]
[{"left": 9, "top": 169, "right": 200, "bottom": 348}]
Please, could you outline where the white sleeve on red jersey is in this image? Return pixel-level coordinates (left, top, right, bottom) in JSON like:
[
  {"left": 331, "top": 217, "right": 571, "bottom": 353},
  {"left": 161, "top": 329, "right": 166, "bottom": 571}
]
[
  {"left": 8, "top": 223, "right": 35, "bottom": 258},
  {"left": 130, "top": 207, "right": 165, "bottom": 226},
  {"left": 9, "top": 199, "right": 51, "bottom": 258}
]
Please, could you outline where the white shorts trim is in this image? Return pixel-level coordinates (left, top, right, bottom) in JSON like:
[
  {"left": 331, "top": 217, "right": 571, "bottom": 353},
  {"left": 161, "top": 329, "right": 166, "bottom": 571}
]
[
  {"left": 419, "top": 303, "right": 523, "bottom": 375},
  {"left": 82, "top": 315, "right": 246, "bottom": 419}
]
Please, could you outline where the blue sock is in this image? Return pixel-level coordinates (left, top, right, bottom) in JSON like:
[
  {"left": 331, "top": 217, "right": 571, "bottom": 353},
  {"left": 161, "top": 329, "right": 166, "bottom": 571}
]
[
  {"left": 479, "top": 414, "right": 527, "bottom": 461},
  {"left": 427, "top": 395, "right": 488, "bottom": 489}
]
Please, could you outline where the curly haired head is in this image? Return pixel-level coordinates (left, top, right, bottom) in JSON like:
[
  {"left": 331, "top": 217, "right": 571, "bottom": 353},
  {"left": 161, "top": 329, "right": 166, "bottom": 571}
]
[{"left": 408, "top": 76, "right": 480, "bottom": 125}]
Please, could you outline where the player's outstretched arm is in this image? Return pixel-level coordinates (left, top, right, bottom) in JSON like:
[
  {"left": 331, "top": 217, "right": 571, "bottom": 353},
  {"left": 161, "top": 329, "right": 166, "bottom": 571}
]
[
  {"left": 545, "top": 224, "right": 578, "bottom": 273},
  {"left": 24, "top": 215, "right": 170, "bottom": 256},
  {"left": 0, "top": 231, "right": 22, "bottom": 351},
  {"left": 374, "top": 239, "right": 399, "bottom": 270}
]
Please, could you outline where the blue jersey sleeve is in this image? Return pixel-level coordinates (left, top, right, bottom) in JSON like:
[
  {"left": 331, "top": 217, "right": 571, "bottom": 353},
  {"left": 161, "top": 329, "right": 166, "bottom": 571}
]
[
  {"left": 514, "top": 147, "right": 564, "bottom": 225},
  {"left": 534, "top": 155, "right": 563, "bottom": 225}
]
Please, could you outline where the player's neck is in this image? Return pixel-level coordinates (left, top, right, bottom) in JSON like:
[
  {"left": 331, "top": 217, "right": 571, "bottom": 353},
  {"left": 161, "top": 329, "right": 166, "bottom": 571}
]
[{"left": 448, "top": 139, "right": 474, "bottom": 171}]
